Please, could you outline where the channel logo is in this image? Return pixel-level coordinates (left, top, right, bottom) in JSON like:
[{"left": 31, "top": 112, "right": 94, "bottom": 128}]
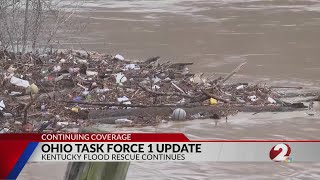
[{"left": 269, "top": 143, "right": 292, "bottom": 162}]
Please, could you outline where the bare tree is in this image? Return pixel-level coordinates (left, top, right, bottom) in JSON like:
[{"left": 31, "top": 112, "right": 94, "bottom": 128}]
[
  {"left": 0, "top": 0, "right": 84, "bottom": 53},
  {"left": 21, "top": 0, "right": 30, "bottom": 53}
]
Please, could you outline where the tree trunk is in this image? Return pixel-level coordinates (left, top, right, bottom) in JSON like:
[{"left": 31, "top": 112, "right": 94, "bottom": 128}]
[
  {"left": 64, "top": 127, "right": 130, "bottom": 180},
  {"left": 31, "top": 0, "right": 42, "bottom": 50},
  {"left": 22, "top": 0, "right": 30, "bottom": 53}
]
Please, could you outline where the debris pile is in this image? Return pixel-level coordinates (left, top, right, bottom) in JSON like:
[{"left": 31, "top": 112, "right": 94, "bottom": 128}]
[{"left": 0, "top": 50, "right": 307, "bottom": 133}]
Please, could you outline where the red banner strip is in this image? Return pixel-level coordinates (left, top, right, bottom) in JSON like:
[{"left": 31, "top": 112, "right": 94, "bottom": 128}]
[{"left": 0, "top": 133, "right": 320, "bottom": 142}]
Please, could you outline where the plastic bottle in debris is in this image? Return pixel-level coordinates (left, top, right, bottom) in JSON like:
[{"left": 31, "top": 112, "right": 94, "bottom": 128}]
[
  {"left": 10, "top": 76, "right": 30, "bottom": 88},
  {"left": 54, "top": 75, "right": 64, "bottom": 82},
  {"left": 115, "top": 119, "right": 132, "bottom": 124},
  {"left": 73, "top": 96, "right": 82, "bottom": 102},
  {"left": 41, "top": 68, "right": 49, "bottom": 74},
  {"left": 41, "top": 104, "right": 46, "bottom": 112}
]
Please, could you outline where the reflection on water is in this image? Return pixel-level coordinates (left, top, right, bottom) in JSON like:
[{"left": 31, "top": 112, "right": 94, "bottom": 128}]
[{"left": 19, "top": 0, "right": 320, "bottom": 179}]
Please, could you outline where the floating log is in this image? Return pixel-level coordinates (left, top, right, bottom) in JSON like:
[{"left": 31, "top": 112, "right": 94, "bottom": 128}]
[
  {"left": 143, "top": 56, "right": 160, "bottom": 64},
  {"left": 88, "top": 105, "right": 304, "bottom": 120},
  {"left": 218, "top": 62, "right": 246, "bottom": 86},
  {"left": 270, "top": 86, "right": 303, "bottom": 89},
  {"left": 15, "top": 89, "right": 69, "bottom": 102}
]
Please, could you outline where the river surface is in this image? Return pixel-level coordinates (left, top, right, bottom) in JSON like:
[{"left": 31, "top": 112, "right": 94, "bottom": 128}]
[{"left": 19, "top": 0, "right": 320, "bottom": 179}]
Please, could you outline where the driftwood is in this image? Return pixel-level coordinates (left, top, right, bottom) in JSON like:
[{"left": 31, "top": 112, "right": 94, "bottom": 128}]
[
  {"left": 270, "top": 86, "right": 303, "bottom": 89},
  {"left": 218, "top": 62, "right": 246, "bottom": 86},
  {"left": 59, "top": 100, "right": 195, "bottom": 108},
  {"left": 15, "top": 89, "right": 69, "bottom": 102},
  {"left": 91, "top": 116, "right": 133, "bottom": 124},
  {"left": 143, "top": 56, "right": 160, "bottom": 64},
  {"left": 1, "top": 50, "right": 313, "bottom": 132},
  {"left": 138, "top": 84, "right": 192, "bottom": 98},
  {"left": 201, "top": 90, "right": 230, "bottom": 103},
  {"left": 62, "top": 99, "right": 300, "bottom": 109},
  {"left": 168, "top": 62, "right": 194, "bottom": 70},
  {"left": 64, "top": 127, "right": 130, "bottom": 180},
  {"left": 88, "top": 105, "right": 303, "bottom": 120},
  {"left": 171, "top": 82, "right": 186, "bottom": 94},
  {"left": 207, "top": 62, "right": 246, "bottom": 92},
  {"left": 189, "top": 94, "right": 208, "bottom": 103}
]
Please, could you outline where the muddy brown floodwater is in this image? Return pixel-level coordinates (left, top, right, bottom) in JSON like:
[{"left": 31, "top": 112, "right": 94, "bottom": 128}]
[{"left": 19, "top": 0, "right": 320, "bottom": 179}]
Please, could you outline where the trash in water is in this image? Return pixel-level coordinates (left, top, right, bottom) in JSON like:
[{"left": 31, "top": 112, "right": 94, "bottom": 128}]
[
  {"left": 73, "top": 96, "right": 82, "bottom": 102},
  {"left": 57, "top": 122, "right": 69, "bottom": 126},
  {"left": 41, "top": 68, "right": 49, "bottom": 74},
  {"left": 10, "top": 76, "right": 30, "bottom": 88},
  {"left": 162, "top": 120, "right": 168, "bottom": 123},
  {"left": 115, "top": 119, "right": 133, "bottom": 124},
  {"left": 237, "top": 97, "right": 246, "bottom": 103},
  {"left": 117, "top": 96, "right": 131, "bottom": 105},
  {"left": 191, "top": 113, "right": 201, "bottom": 119},
  {"left": 115, "top": 72, "right": 127, "bottom": 85},
  {"left": 152, "top": 76, "right": 161, "bottom": 84},
  {"left": 248, "top": 95, "right": 257, "bottom": 102},
  {"left": 14, "top": 121, "right": 22, "bottom": 125},
  {"left": 82, "top": 90, "right": 90, "bottom": 96},
  {"left": 68, "top": 68, "right": 80, "bottom": 73},
  {"left": 26, "top": 83, "right": 39, "bottom": 94},
  {"left": 54, "top": 75, "right": 64, "bottom": 82},
  {"left": 172, "top": 108, "right": 187, "bottom": 120},
  {"left": 60, "top": 59, "right": 66, "bottom": 63},
  {"left": 191, "top": 73, "right": 204, "bottom": 84},
  {"left": 177, "top": 98, "right": 186, "bottom": 104},
  {"left": 7, "top": 65, "right": 16, "bottom": 74},
  {"left": 86, "top": 70, "right": 98, "bottom": 76},
  {"left": 77, "top": 59, "right": 88, "bottom": 64},
  {"left": 0, "top": 100, "right": 5, "bottom": 111},
  {"left": 85, "top": 94, "right": 92, "bottom": 101},
  {"left": 3, "top": 113, "right": 12, "bottom": 117},
  {"left": 268, "top": 97, "right": 277, "bottom": 104},
  {"left": 152, "top": 85, "right": 160, "bottom": 91},
  {"left": 114, "top": 54, "right": 125, "bottom": 61},
  {"left": 95, "top": 88, "right": 110, "bottom": 93},
  {"left": 71, "top": 107, "right": 79, "bottom": 113},
  {"left": 236, "top": 85, "right": 245, "bottom": 90},
  {"left": 41, "top": 104, "right": 46, "bottom": 112},
  {"left": 124, "top": 64, "right": 140, "bottom": 70},
  {"left": 53, "top": 65, "right": 61, "bottom": 72},
  {"left": 209, "top": 98, "right": 218, "bottom": 105},
  {"left": 9, "top": 91, "right": 23, "bottom": 96},
  {"left": 0, "top": 128, "right": 9, "bottom": 134},
  {"left": 0, "top": 50, "right": 308, "bottom": 131}
]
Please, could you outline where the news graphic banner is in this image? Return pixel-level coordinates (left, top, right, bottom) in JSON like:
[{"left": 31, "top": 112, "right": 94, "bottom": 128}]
[{"left": 1, "top": 133, "right": 320, "bottom": 179}]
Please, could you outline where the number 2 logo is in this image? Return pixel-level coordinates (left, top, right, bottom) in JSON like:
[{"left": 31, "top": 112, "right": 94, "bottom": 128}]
[{"left": 269, "top": 143, "right": 291, "bottom": 162}]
